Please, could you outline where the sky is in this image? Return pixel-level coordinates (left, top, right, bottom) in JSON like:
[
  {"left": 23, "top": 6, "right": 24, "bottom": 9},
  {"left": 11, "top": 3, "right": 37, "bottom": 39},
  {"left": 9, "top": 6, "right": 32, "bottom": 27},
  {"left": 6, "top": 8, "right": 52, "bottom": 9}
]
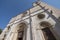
[{"left": 0, "top": 0, "right": 60, "bottom": 30}]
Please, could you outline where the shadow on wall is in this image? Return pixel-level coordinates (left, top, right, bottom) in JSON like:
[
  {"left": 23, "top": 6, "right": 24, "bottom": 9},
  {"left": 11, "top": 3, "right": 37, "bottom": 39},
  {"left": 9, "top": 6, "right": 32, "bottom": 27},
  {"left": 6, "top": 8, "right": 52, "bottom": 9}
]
[{"left": 54, "top": 21, "right": 60, "bottom": 36}]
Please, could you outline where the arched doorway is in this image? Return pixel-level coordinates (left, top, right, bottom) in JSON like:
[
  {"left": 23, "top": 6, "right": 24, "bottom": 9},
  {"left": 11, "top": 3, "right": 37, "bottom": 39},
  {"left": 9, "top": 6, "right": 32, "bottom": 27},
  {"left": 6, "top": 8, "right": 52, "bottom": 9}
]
[{"left": 17, "top": 22, "right": 27, "bottom": 40}]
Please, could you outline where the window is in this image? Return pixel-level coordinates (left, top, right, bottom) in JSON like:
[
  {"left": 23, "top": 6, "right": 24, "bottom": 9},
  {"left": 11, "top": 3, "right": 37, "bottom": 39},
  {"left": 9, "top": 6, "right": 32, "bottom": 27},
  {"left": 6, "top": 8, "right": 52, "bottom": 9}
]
[
  {"left": 50, "top": 10, "right": 53, "bottom": 14},
  {"left": 42, "top": 27, "right": 56, "bottom": 40},
  {"left": 7, "top": 26, "right": 10, "bottom": 30},
  {"left": 17, "top": 22, "right": 26, "bottom": 40},
  {"left": 18, "top": 31, "right": 24, "bottom": 40}
]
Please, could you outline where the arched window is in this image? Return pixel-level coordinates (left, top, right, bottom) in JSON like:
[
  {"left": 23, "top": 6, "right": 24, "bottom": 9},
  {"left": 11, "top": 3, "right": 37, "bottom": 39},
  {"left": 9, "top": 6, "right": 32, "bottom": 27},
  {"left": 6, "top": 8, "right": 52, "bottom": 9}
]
[
  {"left": 42, "top": 27, "right": 56, "bottom": 40},
  {"left": 40, "top": 21, "right": 56, "bottom": 40},
  {"left": 17, "top": 22, "right": 27, "bottom": 40}
]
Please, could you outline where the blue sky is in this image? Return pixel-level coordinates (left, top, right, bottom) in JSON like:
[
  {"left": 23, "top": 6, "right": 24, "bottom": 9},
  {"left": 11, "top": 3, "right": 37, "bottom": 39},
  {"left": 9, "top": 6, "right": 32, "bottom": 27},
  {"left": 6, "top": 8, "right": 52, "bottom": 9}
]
[{"left": 0, "top": 0, "right": 60, "bottom": 29}]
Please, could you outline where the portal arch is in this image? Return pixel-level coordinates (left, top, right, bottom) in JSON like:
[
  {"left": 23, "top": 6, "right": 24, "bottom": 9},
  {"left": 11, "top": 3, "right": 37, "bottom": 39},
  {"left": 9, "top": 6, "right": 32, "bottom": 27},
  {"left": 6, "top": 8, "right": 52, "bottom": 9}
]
[{"left": 16, "top": 21, "right": 28, "bottom": 40}]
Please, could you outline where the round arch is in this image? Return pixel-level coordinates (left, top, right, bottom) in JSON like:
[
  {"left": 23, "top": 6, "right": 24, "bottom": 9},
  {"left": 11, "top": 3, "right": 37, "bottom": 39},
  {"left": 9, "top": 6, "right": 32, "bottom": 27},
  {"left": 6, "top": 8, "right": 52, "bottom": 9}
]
[{"left": 16, "top": 21, "right": 28, "bottom": 40}]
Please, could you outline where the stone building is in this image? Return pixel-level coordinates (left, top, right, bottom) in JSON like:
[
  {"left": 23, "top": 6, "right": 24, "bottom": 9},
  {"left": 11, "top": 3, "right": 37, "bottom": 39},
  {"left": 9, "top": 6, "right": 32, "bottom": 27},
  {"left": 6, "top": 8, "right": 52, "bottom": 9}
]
[{"left": 0, "top": 1, "right": 60, "bottom": 40}]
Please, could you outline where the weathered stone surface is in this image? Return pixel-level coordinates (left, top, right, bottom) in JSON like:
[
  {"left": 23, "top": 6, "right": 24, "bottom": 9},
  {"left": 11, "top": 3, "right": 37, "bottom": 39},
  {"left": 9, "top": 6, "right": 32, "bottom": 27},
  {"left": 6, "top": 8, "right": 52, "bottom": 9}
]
[{"left": 0, "top": 1, "right": 60, "bottom": 40}]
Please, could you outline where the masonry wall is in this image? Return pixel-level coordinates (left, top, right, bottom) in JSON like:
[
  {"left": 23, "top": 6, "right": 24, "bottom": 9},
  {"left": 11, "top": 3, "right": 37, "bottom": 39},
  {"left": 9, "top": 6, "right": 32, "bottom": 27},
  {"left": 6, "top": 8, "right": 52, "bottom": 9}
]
[{"left": 0, "top": 1, "right": 60, "bottom": 40}]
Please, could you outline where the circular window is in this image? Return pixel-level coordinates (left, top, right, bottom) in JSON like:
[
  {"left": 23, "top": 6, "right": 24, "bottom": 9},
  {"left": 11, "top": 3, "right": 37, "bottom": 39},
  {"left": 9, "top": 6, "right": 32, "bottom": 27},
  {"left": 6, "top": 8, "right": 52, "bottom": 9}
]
[
  {"left": 40, "top": 21, "right": 52, "bottom": 27},
  {"left": 37, "top": 14, "right": 45, "bottom": 19}
]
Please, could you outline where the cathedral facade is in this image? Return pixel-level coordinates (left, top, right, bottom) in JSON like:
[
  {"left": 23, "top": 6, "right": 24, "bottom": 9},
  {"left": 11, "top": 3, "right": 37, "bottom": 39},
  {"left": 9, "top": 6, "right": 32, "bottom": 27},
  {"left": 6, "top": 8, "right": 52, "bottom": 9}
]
[{"left": 0, "top": 1, "right": 60, "bottom": 40}]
